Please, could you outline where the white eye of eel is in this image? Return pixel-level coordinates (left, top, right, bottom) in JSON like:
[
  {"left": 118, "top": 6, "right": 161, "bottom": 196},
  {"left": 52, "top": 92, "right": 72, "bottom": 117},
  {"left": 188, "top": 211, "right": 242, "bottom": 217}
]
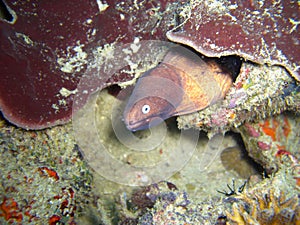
[{"left": 142, "top": 104, "right": 150, "bottom": 114}]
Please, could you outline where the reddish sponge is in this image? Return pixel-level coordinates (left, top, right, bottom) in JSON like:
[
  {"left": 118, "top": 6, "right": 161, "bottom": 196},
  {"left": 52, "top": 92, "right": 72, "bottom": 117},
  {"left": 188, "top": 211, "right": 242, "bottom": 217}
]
[
  {"left": 0, "top": 1, "right": 100, "bottom": 129},
  {"left": 167, "top": 1, "right": 300, "bottom": 81}
]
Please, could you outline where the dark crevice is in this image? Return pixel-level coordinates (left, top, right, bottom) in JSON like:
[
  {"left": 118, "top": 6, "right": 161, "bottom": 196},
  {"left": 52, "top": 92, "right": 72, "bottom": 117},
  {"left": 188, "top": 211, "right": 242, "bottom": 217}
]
[
  {"left": 216, "top": 55, "right": 243, "bottom": 81},
  {"left": 0, "top": 0, "right": 15, "bottom": 23}
]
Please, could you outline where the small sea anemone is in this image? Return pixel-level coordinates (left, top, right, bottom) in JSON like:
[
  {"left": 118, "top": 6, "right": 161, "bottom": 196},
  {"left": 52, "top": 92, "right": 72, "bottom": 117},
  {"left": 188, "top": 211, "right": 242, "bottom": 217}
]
[{"left": 226, "top": 188, "right": 300, "bottom": 225}]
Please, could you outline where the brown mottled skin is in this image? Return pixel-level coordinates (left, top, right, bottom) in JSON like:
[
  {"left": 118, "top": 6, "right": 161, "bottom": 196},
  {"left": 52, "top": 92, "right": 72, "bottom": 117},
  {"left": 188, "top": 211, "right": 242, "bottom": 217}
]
[{"left": 123, "top": 47, "right": 233, "bottom": 131}]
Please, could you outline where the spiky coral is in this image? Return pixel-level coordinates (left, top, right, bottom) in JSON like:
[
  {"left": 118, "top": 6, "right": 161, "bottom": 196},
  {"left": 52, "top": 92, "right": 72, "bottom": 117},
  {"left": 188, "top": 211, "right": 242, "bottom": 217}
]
[{"left": 226, "top": 189, "right": 300, "bottom": 225}]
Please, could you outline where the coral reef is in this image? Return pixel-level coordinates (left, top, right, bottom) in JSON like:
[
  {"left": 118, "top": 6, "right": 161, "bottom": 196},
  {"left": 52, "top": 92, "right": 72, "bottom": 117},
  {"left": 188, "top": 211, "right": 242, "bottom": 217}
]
[
  {"left": 125, "top": 182, "right": 227, "bottom": 225},
  {"left": 177, "top": 62, "right": 300, "bottom": 135},
  {"left": 226, "top": 189, "right": 300, "bottom": 225},
  {"left": 225, "top": 166, "right": 300, "bottom": 225},
  {"left": 0, "top": 119, "right": 92, "bottom": 224},
  {"left": 116, "top": 165, "right": 300, "bottom": 225},
  {"left": 1, "top": 1, "right": 299, "bottom": 225},
  {"left": 1, "top": 100, "right": 298, "bottom": 225},
  {"left": 237, "top": 113, "right": 300, "bottom": 184}
]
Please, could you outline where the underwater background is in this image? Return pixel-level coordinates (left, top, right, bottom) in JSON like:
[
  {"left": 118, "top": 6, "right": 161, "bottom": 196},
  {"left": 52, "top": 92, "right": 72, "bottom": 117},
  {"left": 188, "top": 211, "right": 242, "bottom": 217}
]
[{"left": 1, "top": 0, "right": 299, "bottom": 224}]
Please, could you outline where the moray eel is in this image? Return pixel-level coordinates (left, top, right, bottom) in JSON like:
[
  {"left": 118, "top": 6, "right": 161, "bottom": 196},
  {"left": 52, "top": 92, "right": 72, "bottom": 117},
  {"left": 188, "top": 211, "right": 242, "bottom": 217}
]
[{"left": 123, "top": 47, "right": 234, "bottom": 131}]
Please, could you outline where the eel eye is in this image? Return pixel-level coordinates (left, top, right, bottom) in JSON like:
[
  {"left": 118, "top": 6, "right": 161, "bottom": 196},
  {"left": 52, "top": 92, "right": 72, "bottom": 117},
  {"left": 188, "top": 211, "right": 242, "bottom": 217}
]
[{"left": 142, "top": 104, "right": 150, "bottom": 114}]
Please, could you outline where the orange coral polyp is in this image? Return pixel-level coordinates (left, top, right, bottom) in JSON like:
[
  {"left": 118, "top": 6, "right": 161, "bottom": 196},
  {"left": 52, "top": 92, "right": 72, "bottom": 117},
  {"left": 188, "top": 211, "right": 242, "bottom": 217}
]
[
  {"left": 0, "top": 198, "right": 23, "bottom": 223},
  {"left": 259, "top": 119, "right": 279, "bottom": 141}
]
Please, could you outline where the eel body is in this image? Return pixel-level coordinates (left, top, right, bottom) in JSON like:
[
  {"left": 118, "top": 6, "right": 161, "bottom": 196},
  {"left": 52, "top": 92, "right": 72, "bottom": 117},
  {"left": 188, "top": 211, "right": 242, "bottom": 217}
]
[{"left": 123, "top": 47, "right": 233, "bottom": 131}]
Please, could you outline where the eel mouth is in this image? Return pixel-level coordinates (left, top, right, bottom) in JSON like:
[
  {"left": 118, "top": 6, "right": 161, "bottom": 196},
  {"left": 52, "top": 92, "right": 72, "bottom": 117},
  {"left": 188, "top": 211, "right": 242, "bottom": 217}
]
[{"left": 124, "top": 117, "right": 164, "bottom": 132}]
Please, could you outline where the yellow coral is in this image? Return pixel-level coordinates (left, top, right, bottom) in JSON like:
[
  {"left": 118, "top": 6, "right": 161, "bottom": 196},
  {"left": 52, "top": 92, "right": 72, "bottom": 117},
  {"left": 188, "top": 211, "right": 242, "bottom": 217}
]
[{"left": 226, "top": 189, "right": 300, "bottom": 225}]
